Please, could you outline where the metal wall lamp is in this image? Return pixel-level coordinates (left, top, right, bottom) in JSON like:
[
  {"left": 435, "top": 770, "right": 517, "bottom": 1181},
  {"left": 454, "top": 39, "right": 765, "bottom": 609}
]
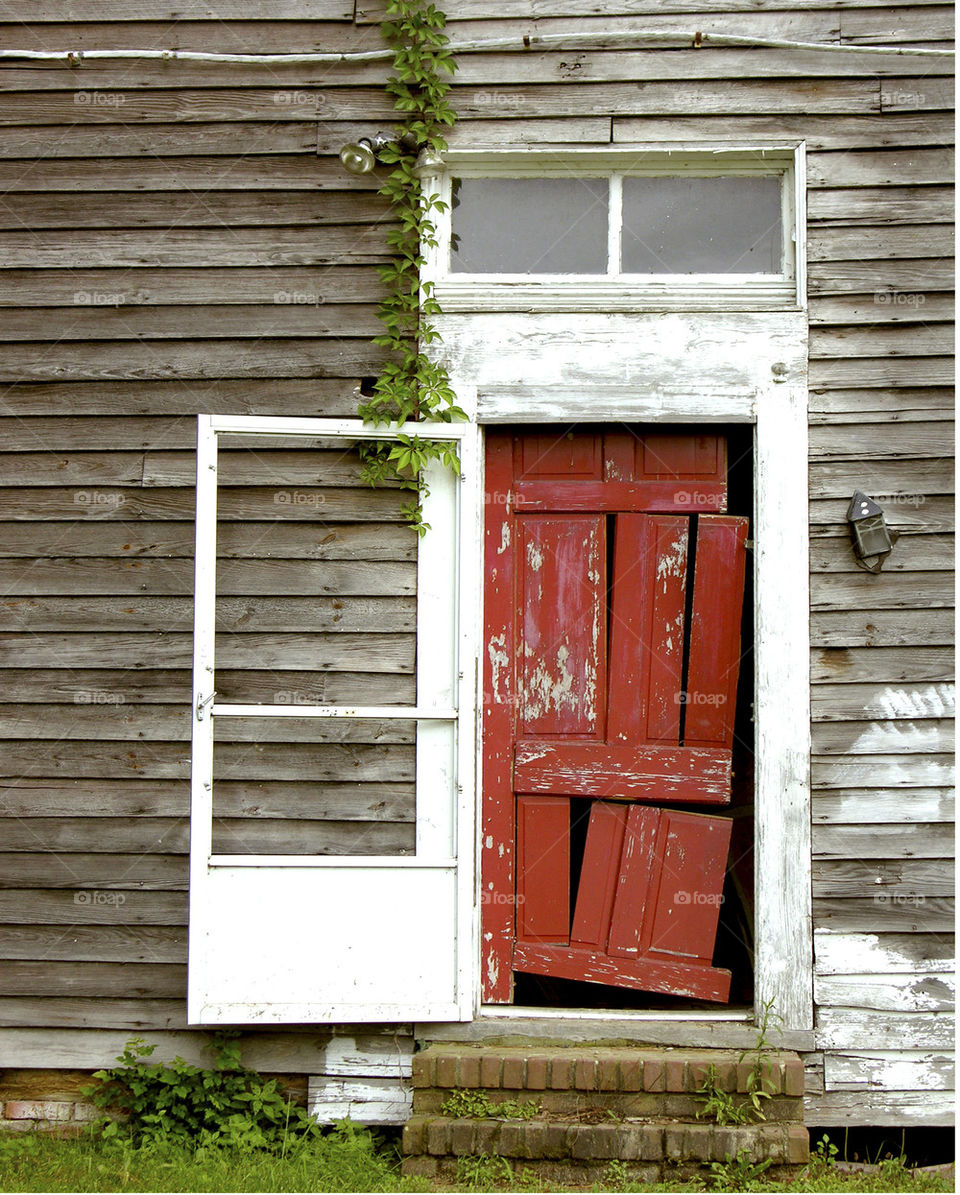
[
  {"left": 847, "top": 490, "right": 898, "bottom": 573},
  {"left": 338, "top": 130, "right": 421, "bottom": 174}
]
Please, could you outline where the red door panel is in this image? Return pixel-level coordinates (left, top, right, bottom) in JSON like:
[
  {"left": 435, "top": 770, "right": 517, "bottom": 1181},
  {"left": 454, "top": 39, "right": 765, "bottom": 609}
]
[
  {"left": 482, "top": 428, "right": 749, "bottom": 1004},
  {"left": 608, "top": 514, "right": 689, "bottom": 745},
  {"left": 517, "top": 515, "right": 605, "bottom": 738},
  {"left": 516, "top": 797, "right": 570, "bottom": 944},
  {"left": 685, "top": 516, "right": 750, "bottom": 747}
]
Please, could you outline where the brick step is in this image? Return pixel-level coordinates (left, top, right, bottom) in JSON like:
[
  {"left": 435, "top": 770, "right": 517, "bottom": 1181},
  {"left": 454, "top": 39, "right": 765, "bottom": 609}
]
[
  {"left": 411, "top": 1045, "right": 804, "bottom": 1121},
  {"left": 401, "top": 1114, "right": 809, "bottom": 1181}
]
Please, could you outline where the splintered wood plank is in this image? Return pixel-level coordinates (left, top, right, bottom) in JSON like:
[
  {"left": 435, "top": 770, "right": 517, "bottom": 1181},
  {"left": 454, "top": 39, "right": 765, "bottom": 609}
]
[
  {"left": 516, "top": 797, "right": 570, "bottom": 944},
  {"left": 512, "top": 940, "right": 731, "bottom": 1003},
  {"left": 607, "top": 806, "right": 660, "bottom": 958},
  {"left": 481, "top": 430, "right": 518, "bottom": 1003},
  {"left": 570, "top": 802, "right": 627, "bottom": 949},
  {"left": 517, "top": 515, "right": 605, "bottom": 738},
  {"left": 684, "top": 516, "right": 749, "bottom": 747},
  {"left": 608, "top": 514, "right": 688, "bottom": 744},
  {"left": 643, "top": 810, "right": 733, "bottom": 961},
  {"left": 513, "top": 480, "right": 726, "bottom": 513},
  {"left": 514, "top": 741, "right": 731, "bottom": 804}
]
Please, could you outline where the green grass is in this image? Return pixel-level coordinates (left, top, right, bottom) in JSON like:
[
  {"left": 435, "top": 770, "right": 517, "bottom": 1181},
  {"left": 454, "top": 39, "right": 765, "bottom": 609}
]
[
  {"left": 0, "top": 1125, "right": 419, "bottom": 1193},
  {"left": 0, "top": 1129, "right": 951, "bottom": 1194}
]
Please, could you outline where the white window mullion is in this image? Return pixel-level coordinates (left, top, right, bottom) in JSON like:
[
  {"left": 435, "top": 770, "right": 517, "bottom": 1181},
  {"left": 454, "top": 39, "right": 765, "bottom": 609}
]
[{"left": 607, "top": 174, "right": 622, "bottom": 278}]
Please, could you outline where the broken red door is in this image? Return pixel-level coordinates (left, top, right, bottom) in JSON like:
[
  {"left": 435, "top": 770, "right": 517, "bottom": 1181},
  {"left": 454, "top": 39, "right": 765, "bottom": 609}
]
[{"left": 482, "top": 428, "right": 749, "bottom": 1004}]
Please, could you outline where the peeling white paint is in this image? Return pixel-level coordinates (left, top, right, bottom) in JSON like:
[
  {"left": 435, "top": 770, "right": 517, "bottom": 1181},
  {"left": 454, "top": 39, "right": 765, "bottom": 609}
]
[
  {"left": 522, "top": 641, "right": 580, "bottom": 722},
  {"left": 875, "top": 684, "right": 954, "bottom": 720},
  {"left": 526, "top": 540, "right": 544, "bottom": 571},
  {"left": 851, "top": 721, "right": 948, "bottom": 753},
  {"left": 497, "top": 522, "right": 510, "bottom": 555},
  {"left": 484, "top": 835, "right": 493, "bottom": 849},
  {"left": 487, "top": 633, "right": 509, "bottom": 703}
]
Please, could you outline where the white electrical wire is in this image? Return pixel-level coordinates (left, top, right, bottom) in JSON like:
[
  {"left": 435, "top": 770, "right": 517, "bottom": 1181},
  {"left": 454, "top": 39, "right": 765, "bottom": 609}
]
[{"left": 0, "top": 28, "right": 952, "bottom": 66}]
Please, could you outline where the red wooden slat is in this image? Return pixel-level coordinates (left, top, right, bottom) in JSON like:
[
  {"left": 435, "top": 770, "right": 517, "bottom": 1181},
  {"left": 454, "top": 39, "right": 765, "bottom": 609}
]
[
  {"left": 570, "top": 802, "right": 627, "bottom": 949},
  {"left": 518, "top": 431, "right": 603, "bottom": 480},
  {"left": 513, "top": 480, "right": 726, "bottom": 513},
  {"left": 607, "top": 514, "right": 688, "bottom": 744},
  {"left": 516, "top": 797, "right": 571, "bottom": 944},
  {"left": 640, "top": 433, "right": 726, "bottom": 485},
  {"left": 512, "top": 940, "right": 732, "bottom": 1003},
  {"left": 517, "top": 515, "right": 605, "bottom": 739},
  {"left": 603, "top": 430, "right": 636, "bottom": 482},
  {"left": 480, "top": 430, "right": 519, "bottom": 1003},
  {"left": 607, "top": 805, "right": 661, "bottom": 958},
  {"left": 644, "top": 809, "right": 733, "bottom": 962},
  {"left": 514, "top": 741, "right": 732, "bottom": 804},
  {"left": 684, "top": 515, "right": 749, "bottom": 747}
]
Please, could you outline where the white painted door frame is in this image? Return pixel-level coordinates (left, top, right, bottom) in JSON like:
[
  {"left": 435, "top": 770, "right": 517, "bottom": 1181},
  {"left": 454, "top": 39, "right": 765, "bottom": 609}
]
[{"left": 434, "top": 313, "right": 814, "bottom": 1034}]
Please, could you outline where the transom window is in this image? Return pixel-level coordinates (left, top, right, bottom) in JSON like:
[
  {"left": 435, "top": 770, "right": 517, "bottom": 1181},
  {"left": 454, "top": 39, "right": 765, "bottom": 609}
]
[{"left": 421, "top": 147, "right": 803, "bottom": 311}]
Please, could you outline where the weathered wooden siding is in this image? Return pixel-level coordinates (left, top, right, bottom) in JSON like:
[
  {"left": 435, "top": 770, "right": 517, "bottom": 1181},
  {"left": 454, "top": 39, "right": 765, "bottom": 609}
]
[{"left": 0, "top": 0, "right": 953, "bottom": 1125}]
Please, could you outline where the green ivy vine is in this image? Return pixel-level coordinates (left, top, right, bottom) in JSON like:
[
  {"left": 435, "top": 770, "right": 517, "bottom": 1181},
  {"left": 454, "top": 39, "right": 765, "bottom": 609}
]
[{"left": 358, "top": 0, "right": 465, "bottom": 536}]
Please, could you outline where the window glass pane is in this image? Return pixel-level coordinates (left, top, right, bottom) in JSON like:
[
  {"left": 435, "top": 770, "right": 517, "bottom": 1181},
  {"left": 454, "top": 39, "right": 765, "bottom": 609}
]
[
  {"left": 621, "top": 176, "right": 783, "bottom": 274},
  {"left": 450, "top": 177, "right": 608, "bottom": 274}
]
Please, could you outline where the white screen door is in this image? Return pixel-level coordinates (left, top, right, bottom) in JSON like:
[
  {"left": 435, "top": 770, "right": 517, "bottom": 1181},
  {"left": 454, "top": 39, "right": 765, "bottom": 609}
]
[{"left": 187, "top": 415, "right": 479, "bottom": 1024}]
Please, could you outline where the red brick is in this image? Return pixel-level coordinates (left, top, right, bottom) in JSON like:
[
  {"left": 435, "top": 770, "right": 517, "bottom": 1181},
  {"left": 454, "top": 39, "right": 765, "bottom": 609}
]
[
  {"left": 525, "top": 1056, "right": 549, "bottom": 1090},
  {"left": 759, "top": 1058, "right": 781, "bottom": 1094},
  {"left": 402, "top": 1118, "right": 425, "bottom": 1155},
  {"left": 435, "top": 1054, "right": 458, "bottom": 1088},
  {"left": 664, "top": 1059, "right": 686, "bottom": 1092},
  {"left": 787, "top": 1124, "right": 810, "bottom": 1163},
  {"left": 479, "top": 1055, "right": 502, "bottom": 1088},
  {"left": 449, "top": 1119, "right": 476, "bottom": 1156},
  {"left": 411, "top": 1053, "right": 435, "bottom": 1087},
  {"left": 683, "top": 1124, "right": 713, "bottom": 1161},
  {"left": 425, "top": 1120, "right": 450, "bottom": 1156},
  {"left": 501, "top": 1056, "right": 525, "bottom": 1089},
  {"left": 456, "top": 1054, "right": 481, "bottom": 1088},
  {"left": 620, "top": 1058, "right": 643, "bottom": 1091},
  {"left": 473, "top": 1120, "right": 499, "bottom": 1153},
  {"left": 570, "top": 1124, "right": 618, "bottom": 1160},
  {"left": 783, "top": 1058, "right": 805, "bottom": 1097},
  {"left": 598, "top": 1058, "right": 620, "bottom": 1092},
  {"left": 499, "top": 1122, "right": 525, "bottom": 1157},
  {"left": 687, "top": 1061, "right": 712, "bottom": 1091},
  {"left": 664, "top": 1124, "right": 685, "bottom": 1159},
  {"left": 643, "top": 1059, "right": 666, "bottom": 1091},
  {"left": 712, "top": 1060, "right": 738, "bottom": 1091},
  {"left": 401, "top": 1156, "right": 438, "bottom": 1179},
  {"left": 549, "top": 1058, "right": 573, "bottom": 1089},
  {"left": 4, "top": 1101, "right": 72, "bottom": 1122},
  {"left": 736, "top": 1060, "right": 754, "bottom": 1093},
  {"left": 574, "top": 1058, "right": 598, "bottom": 1090}
]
